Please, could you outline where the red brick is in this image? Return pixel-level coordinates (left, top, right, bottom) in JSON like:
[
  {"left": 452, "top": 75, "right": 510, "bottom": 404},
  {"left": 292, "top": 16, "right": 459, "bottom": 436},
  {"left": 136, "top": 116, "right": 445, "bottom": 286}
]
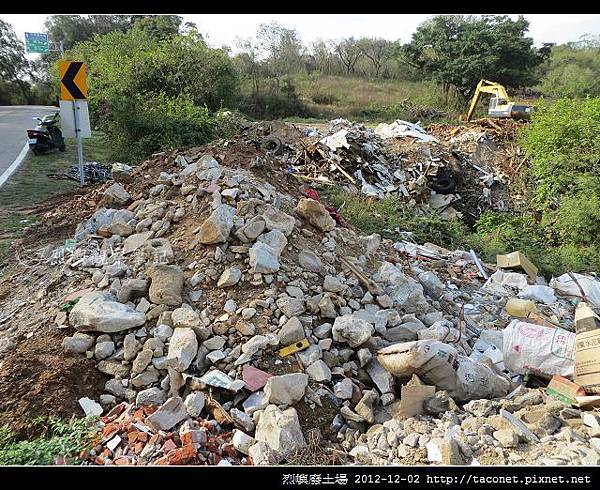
[
  {"left": 167, "top": 444, "right": 197, "bottom": 465},
  {"left": 102, "top": 423, "right": 119, "bottom": 438},
  {"left": 154, "top": 456, "right": 169, "bottom": 465},
  {"left": 163, "top": 439, "right": 177, "bottom": 453}
]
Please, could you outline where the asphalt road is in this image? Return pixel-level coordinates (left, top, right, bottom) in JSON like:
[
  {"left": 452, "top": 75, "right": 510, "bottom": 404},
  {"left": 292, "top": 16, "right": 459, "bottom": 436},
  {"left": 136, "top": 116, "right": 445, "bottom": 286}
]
[{"left": 0, "top": 105, "right": 57, "bottom": 184}]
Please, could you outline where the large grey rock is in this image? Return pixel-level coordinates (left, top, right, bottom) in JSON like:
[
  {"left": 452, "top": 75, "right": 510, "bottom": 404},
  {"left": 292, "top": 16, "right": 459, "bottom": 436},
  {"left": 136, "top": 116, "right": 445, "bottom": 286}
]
[
  {"left": 131, "top": 349, "right": 153, "bottom": 376},
  {"left": 148, "top": 265, "right": 183, "bottom": 306},
  {"left": 334, "top": 378, "right": 354, "bottom": 399},
  {"left": 263, "top": 205, "right": 295, "bottom": 236},
  {"left": 184, "top": 392, "right": 206, "bottom": 417},
  {"left": 236, "top": 215, "right": 266, "bottom": 242},
  {"left": 296, "top": 198, "right": 335, "bottom": 232},
  {"left": 62, "top": 333, "right": 95, "bottom": 353},
  {"left": 122, "top": 231, "right": 153, "bottom": 255},
  {"left": 417, "top": 271, "right": 444, "bottom": 299},
  {"left": 298, "top": 250, "right": 325, "bottom": 273},
  {"left": 217, "top": 267, "right": 242, "bottom": 288},
  {"left": 306, "top": 360, "right": 331, "bottom": 382},
  {"left": 117, "top": 278, "right": 148, "bottom": 303},
  {"left": 276, "top": 296, "right": 306, "bottom": 318},
  {"left": 249, "top": 242, "right": 280, "bottom": 273},
  {"left": 69, "top": 291, "right": 146, "bottom": 333},
  {"left": 278, "top": 317, "right": 305, "bottom": 346},
  {"left": 166, "top": 328, "right": 198, "bottom": 372},
  {"left": 145, "top": 396, "right": 188, "bottom": 431},
  {"left": 100, "top": 183, "right": 131, "bottom": 208},
  {"left": 377, "top": 262, "right": 431, "bottom": 315},
  {"left": 323, "top": 275, "right": 345, "bottom": 293},
  {"left": 332, "top": 314, "right": 374, "bottom": 347},
  {"left": 365, "top": 358, "right": 394, "bottom": 394},
  {"left": 257, "top": 230, "right": 288, "bottom": 256},
  {"left": 123, "top": 333, "right": 141, "bottom": 361},
  {"left": 136, "top": 387, "right": 166, "bottom": 407},
  {"left": 255, "top": 405, "right": 307, "bottom": 459},
  {"left": 171, "top": 307, "right": 200, "bottom": 328},
  {"left": 264, "top": 373, "right": 308, "bottom": 405},
  {"left": 199, "top": 204, "right": 236, "bottom": 244},
  {"left": 94, "top": 340, "right": 115, "bottom": 360}
]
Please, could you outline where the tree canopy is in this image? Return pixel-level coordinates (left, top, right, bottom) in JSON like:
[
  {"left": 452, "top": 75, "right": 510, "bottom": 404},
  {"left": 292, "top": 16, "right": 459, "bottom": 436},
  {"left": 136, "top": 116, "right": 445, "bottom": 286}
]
[{"left": 403, "top": 15, "right": 548, "bottom": 97}]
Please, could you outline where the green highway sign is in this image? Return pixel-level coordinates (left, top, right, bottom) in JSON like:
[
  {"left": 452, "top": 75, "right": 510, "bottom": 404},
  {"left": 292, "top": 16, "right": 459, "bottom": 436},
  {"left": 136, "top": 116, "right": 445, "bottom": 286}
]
[{"left": 25, "top": 32, "right": 49, "bottom": 54}]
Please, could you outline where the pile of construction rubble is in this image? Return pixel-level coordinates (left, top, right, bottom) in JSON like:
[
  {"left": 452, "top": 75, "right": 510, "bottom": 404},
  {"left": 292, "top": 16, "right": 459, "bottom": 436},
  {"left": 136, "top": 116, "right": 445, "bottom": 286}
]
[
  {"left": 5, "top": 119, "right": 600, "bottom": 466},
  {"left": 250, "top": 118, "right": 521, "bottom": 221}
]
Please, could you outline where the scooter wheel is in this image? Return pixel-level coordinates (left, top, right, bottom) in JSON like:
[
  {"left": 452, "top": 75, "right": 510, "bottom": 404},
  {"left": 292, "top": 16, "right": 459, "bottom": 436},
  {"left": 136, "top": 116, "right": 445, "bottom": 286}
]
[
  {"left": 59, "top": 145, "right": 66, "bottom": 152},
  {"left": 32, "top": 148, "right": 40, "bottom": 156}
]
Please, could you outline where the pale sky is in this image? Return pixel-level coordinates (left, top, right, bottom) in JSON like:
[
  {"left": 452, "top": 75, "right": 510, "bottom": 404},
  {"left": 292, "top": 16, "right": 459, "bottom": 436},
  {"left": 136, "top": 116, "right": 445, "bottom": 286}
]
[{"left": 3, "top": 13, "right": 600, "bottom": 57}]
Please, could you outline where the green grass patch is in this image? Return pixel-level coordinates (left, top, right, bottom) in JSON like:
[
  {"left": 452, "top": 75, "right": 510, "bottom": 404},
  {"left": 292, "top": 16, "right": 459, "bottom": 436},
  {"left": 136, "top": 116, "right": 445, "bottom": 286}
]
[
  {"left": 324, "top": 188, "right": 482, "bottom": 251},
  {"left": 0, "top": 131, "right": 113, "bottom": 210},
  {"left": 0, "top": 417, "right": 100, "bottom": 465}
]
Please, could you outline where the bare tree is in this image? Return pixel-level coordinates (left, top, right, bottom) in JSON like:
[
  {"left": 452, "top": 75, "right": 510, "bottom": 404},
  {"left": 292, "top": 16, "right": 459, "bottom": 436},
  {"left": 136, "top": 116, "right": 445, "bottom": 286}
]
[
  {"left": 257, "top": 21, "right": 305, "bottom": 77},
  {"left": 334, "top": 37, "right": 363, "bottom": 75},
  {"left": 357, "top": 38, "right": 390, "bottom": 78}
]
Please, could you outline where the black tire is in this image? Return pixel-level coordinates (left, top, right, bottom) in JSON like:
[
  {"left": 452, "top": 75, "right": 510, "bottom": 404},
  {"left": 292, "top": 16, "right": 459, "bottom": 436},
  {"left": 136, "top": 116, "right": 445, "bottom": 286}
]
[
  {"left": 32, "top": 147, "right": 40, "bottom": 156},
  {"left": 261, "top": 136, "right": 283, "bottom": 155},
  {"left": 431, "top": 174, "right": 457, "bottom": 194},
  {"left": 59, "top": 144, "right": 66, "bottom": 152}
]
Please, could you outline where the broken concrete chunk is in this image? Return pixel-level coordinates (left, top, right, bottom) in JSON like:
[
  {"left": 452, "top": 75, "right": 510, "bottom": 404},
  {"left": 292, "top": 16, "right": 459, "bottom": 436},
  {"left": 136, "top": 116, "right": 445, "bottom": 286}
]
[
  {"left": 262, "top": 205, "right": 295, "bottom": 236},
  {"left": 249, "top": 242, "right": 280, "bottom": 274},
  {"left": 69, "top": 291, "right": 146, "bottom": 333},
  {"left": 277, "top": 316, "right": 305, "bottom": 346},
  {"left": 184, "top": 392, "right": 206, "bottom": 417},
  {"left": 217, "top": 267, "right": 242, "bottom": 288},
  {"left": 296, "top": 198, "right": 335, "bottom": 232},
  {"left": 198, "top": 204, "right": 236, "bottom": 244},
  {"left": 166, "top": 328, "right": 198, "bottom": 372},
  {"left": 332, "top": 314, "right": 374, "bottom": 348},
  {"left": 148, "top": 264, "right": 183, "bottom": 306},
  {"left": 255, "top": 405, "right": 307, "bottom": 460},
  {"left": 264, "top": 373, "right": 308, "bottom": 405},
  {"left": 122, "top": 231, "right": 153, "bottom": 255},
  {"left": 145, "top": 396, "right": 188, "bottom": 431},
  {"left": 62, "top": 333, "right": 95, "bottom": 353}
]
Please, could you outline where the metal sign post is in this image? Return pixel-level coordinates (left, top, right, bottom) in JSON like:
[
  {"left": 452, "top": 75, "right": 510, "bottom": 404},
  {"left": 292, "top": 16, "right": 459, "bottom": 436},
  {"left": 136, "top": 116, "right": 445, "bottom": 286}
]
[
  {"left": 72, "top": 101, "right": 84, "bottom": 185},
  {"left": 58, "top": 60, "right": 90, "bottom": 187}
]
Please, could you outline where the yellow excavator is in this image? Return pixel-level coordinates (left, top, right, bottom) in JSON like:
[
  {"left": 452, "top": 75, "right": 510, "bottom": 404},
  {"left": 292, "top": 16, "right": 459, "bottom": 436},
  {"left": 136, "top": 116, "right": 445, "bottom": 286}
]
[{"left": 460, "top": 79, "right": 536, "bottom": 122}]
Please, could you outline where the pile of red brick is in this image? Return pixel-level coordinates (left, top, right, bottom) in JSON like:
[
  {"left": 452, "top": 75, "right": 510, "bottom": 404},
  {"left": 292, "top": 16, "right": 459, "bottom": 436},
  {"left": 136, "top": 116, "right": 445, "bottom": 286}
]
[{"left": 80, "top": 402, "right": 248, "bottom": 466}]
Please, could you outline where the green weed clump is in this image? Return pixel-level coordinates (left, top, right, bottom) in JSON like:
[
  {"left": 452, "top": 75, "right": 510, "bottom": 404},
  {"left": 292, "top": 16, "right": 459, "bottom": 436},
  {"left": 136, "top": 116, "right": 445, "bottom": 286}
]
[{"left": 0, "top": 417, "right": 100, "bottom": 466}]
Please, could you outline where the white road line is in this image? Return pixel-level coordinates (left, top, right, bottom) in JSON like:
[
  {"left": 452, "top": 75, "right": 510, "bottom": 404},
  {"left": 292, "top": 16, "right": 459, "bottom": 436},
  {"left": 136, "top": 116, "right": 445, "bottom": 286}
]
[{"left": 0, "top": 141, "right": 30, "bottom": 189}]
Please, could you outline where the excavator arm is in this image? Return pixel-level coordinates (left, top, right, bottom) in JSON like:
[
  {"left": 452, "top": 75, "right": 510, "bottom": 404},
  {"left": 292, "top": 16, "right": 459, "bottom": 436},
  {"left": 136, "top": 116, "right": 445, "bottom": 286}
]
[{"left": 461, "top": 80, "right": 511, "bottom": 122}]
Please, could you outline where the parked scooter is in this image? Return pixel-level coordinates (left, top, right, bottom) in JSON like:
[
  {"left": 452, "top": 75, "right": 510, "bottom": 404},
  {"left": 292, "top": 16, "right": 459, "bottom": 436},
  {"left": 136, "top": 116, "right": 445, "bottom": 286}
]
[{"left": 26, "top": 112, "right": 66, "bottom": 155}]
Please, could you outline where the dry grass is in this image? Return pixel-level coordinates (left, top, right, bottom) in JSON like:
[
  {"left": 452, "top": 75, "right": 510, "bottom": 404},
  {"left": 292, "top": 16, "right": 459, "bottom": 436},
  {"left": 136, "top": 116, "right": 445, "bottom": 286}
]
[{"left": 293, "top": 74, "right": 458, "bottom": 121}]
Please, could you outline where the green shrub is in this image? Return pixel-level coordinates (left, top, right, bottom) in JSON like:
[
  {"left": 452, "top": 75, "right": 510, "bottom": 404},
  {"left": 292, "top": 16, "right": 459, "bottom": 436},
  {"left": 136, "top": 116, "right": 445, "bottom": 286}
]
[
  {"left": 66, "top": 28, "right": 237, "bottom": 162},
  {"left": 519, "top": 97, "right": 600, "bottom": 211},
  {"left": 105, "top": 93, "right": 215, "bottom": 162}
]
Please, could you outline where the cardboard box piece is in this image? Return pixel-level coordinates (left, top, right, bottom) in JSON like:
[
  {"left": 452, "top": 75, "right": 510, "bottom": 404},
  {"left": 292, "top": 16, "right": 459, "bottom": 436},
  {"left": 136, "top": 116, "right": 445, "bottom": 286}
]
[
  {"left": 575, "top": 302, "right": 600, "bottom": 333},
  {"left": 496, "top": 251, "right": 538, "bottom": 281},
  {"left": 575, "top": 328, "right": 600, "bottom": 394},
  {"left": 546, "top": 375, "right": 586, "bottom": 404}
]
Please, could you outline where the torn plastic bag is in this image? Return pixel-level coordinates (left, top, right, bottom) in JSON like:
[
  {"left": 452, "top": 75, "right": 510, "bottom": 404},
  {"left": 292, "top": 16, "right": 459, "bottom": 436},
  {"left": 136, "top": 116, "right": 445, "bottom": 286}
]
[
  {"left": 502, "top": 320, "right": 575, "bottom": 377},
  {"left": 518, "top": 285, "right": 557, "bottom": 305},
  {"left": 550, "top": 273, "right": 600, "bottom": 309},
  {"left": 377, "top": 340, "right": 510, "bottom": 402}
]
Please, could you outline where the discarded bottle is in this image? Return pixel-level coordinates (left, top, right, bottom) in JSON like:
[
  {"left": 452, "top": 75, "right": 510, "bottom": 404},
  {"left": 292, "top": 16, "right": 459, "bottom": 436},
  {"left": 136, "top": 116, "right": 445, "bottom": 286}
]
[{"left": 505, "top": 298, "right": 536, "bottom": 318}]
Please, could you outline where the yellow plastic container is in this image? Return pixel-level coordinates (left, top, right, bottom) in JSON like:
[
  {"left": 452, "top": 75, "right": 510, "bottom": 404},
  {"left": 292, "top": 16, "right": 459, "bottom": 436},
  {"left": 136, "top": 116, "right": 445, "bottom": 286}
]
[{"left": 505, "top": 298, "right": 537, "bottom": 318}]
